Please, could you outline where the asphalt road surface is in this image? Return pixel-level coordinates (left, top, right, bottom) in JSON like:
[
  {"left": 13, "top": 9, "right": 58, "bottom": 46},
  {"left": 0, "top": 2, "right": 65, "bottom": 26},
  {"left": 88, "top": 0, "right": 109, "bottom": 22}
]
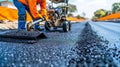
[{"left": 0, "top": 22, "right": 120, "bottom": 67}]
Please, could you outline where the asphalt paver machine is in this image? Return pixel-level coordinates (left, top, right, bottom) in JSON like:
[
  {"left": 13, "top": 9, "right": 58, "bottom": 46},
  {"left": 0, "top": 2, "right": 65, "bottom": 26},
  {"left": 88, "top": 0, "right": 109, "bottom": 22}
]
[{"left": 45, "top": 0, "right": 71, "bottom": 32}]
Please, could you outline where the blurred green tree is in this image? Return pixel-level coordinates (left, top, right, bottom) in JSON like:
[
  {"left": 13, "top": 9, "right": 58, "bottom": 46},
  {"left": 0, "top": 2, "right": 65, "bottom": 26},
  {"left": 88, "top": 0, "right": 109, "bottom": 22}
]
[
  {"left": 68, "top": 4, "right": 77, "bottom": 13},
  {"left": 76, "top": 15, "right": 81, "bottom": 19},
  {"left": 94, "top": 9, "right": 108, "bottom": 18},
  {"left": 112, "top": 2, "right": 120, "bottom": 13},
  {"left": 92, "top": 9, "right": 108, "bottom": 20},
  {"left": 67, "top": 13, "right": 73, "bottom": 17},
  {"left": 57, "top": 4, "right": 77, "bottom": 13}
]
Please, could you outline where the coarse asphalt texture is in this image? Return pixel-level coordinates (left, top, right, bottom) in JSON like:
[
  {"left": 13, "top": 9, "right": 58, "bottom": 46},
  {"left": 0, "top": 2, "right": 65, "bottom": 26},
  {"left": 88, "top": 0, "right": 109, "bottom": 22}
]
[{"left": 0, "top": 22, "right": 120, "bottom": 67}]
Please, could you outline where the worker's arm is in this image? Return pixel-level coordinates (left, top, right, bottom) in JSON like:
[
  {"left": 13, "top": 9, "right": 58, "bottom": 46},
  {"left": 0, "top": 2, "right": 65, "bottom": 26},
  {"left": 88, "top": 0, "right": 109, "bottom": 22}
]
[
  {"left": 28, "top": 0, "right": 42, "bottom": 19},
  {"left": 39, "top": 0, "right": 47, "bottom": 16},
  {"left": 18, "top": 0, "right": 28, "bottom": 6}
]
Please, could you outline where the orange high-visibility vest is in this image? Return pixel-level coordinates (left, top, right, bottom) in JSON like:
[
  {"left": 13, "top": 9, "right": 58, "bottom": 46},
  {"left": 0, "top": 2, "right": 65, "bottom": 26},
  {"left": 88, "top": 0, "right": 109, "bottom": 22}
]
[{"left": 18, "top": 0, "right": 47, "bottom": 19}]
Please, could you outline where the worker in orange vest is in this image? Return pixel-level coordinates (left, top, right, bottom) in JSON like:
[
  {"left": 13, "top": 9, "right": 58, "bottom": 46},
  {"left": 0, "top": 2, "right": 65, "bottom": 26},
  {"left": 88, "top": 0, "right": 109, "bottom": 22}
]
[{"left": 13, "top": 0, "right": 47, "bottom": 30}]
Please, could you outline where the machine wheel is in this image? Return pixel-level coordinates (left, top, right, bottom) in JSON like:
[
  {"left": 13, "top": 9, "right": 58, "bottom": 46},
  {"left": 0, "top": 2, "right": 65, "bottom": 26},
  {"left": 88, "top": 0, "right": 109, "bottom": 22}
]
[
  {"left": 68, "top": 21, "right": 71, "bottom": 30},
  {"left": 26, "top": 22, "right": 33, "bottom": 31},
  {"left": 63, "top": 21, "right": 70, "bottom": 32},
  {"left": 45, "top": 22, "right": 51, "bottom": 31}
]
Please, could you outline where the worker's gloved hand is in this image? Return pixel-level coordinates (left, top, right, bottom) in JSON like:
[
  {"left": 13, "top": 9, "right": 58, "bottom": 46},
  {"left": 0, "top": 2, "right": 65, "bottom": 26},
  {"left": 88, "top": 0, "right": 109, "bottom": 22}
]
[
  {"left": 42, "top": 16, "right": 46, "bottom": 21},
  {"left": 38, "top": 14, "right": 46, "bottom": 21},
  {"left": 33, "top": 15, "right": 47, "bottom": 31},
  {"left": 38, "top": 14, "right": 42, "bottom": 18}
]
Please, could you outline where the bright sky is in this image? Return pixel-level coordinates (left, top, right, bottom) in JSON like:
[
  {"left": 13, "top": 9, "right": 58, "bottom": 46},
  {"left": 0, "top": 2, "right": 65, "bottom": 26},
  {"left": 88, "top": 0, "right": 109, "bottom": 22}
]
[
  {"left": 0, "top": 0, "right": 120, "bottom": 18},
  {"left": 69, "top": 0, "right": 120, "bottom": 18}
]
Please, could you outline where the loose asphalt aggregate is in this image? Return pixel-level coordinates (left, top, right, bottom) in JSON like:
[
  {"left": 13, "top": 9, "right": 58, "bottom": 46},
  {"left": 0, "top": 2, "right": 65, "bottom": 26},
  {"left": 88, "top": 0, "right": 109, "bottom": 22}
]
[{"left": 0, "top": 22, "right": 120, "bottom": 67}]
